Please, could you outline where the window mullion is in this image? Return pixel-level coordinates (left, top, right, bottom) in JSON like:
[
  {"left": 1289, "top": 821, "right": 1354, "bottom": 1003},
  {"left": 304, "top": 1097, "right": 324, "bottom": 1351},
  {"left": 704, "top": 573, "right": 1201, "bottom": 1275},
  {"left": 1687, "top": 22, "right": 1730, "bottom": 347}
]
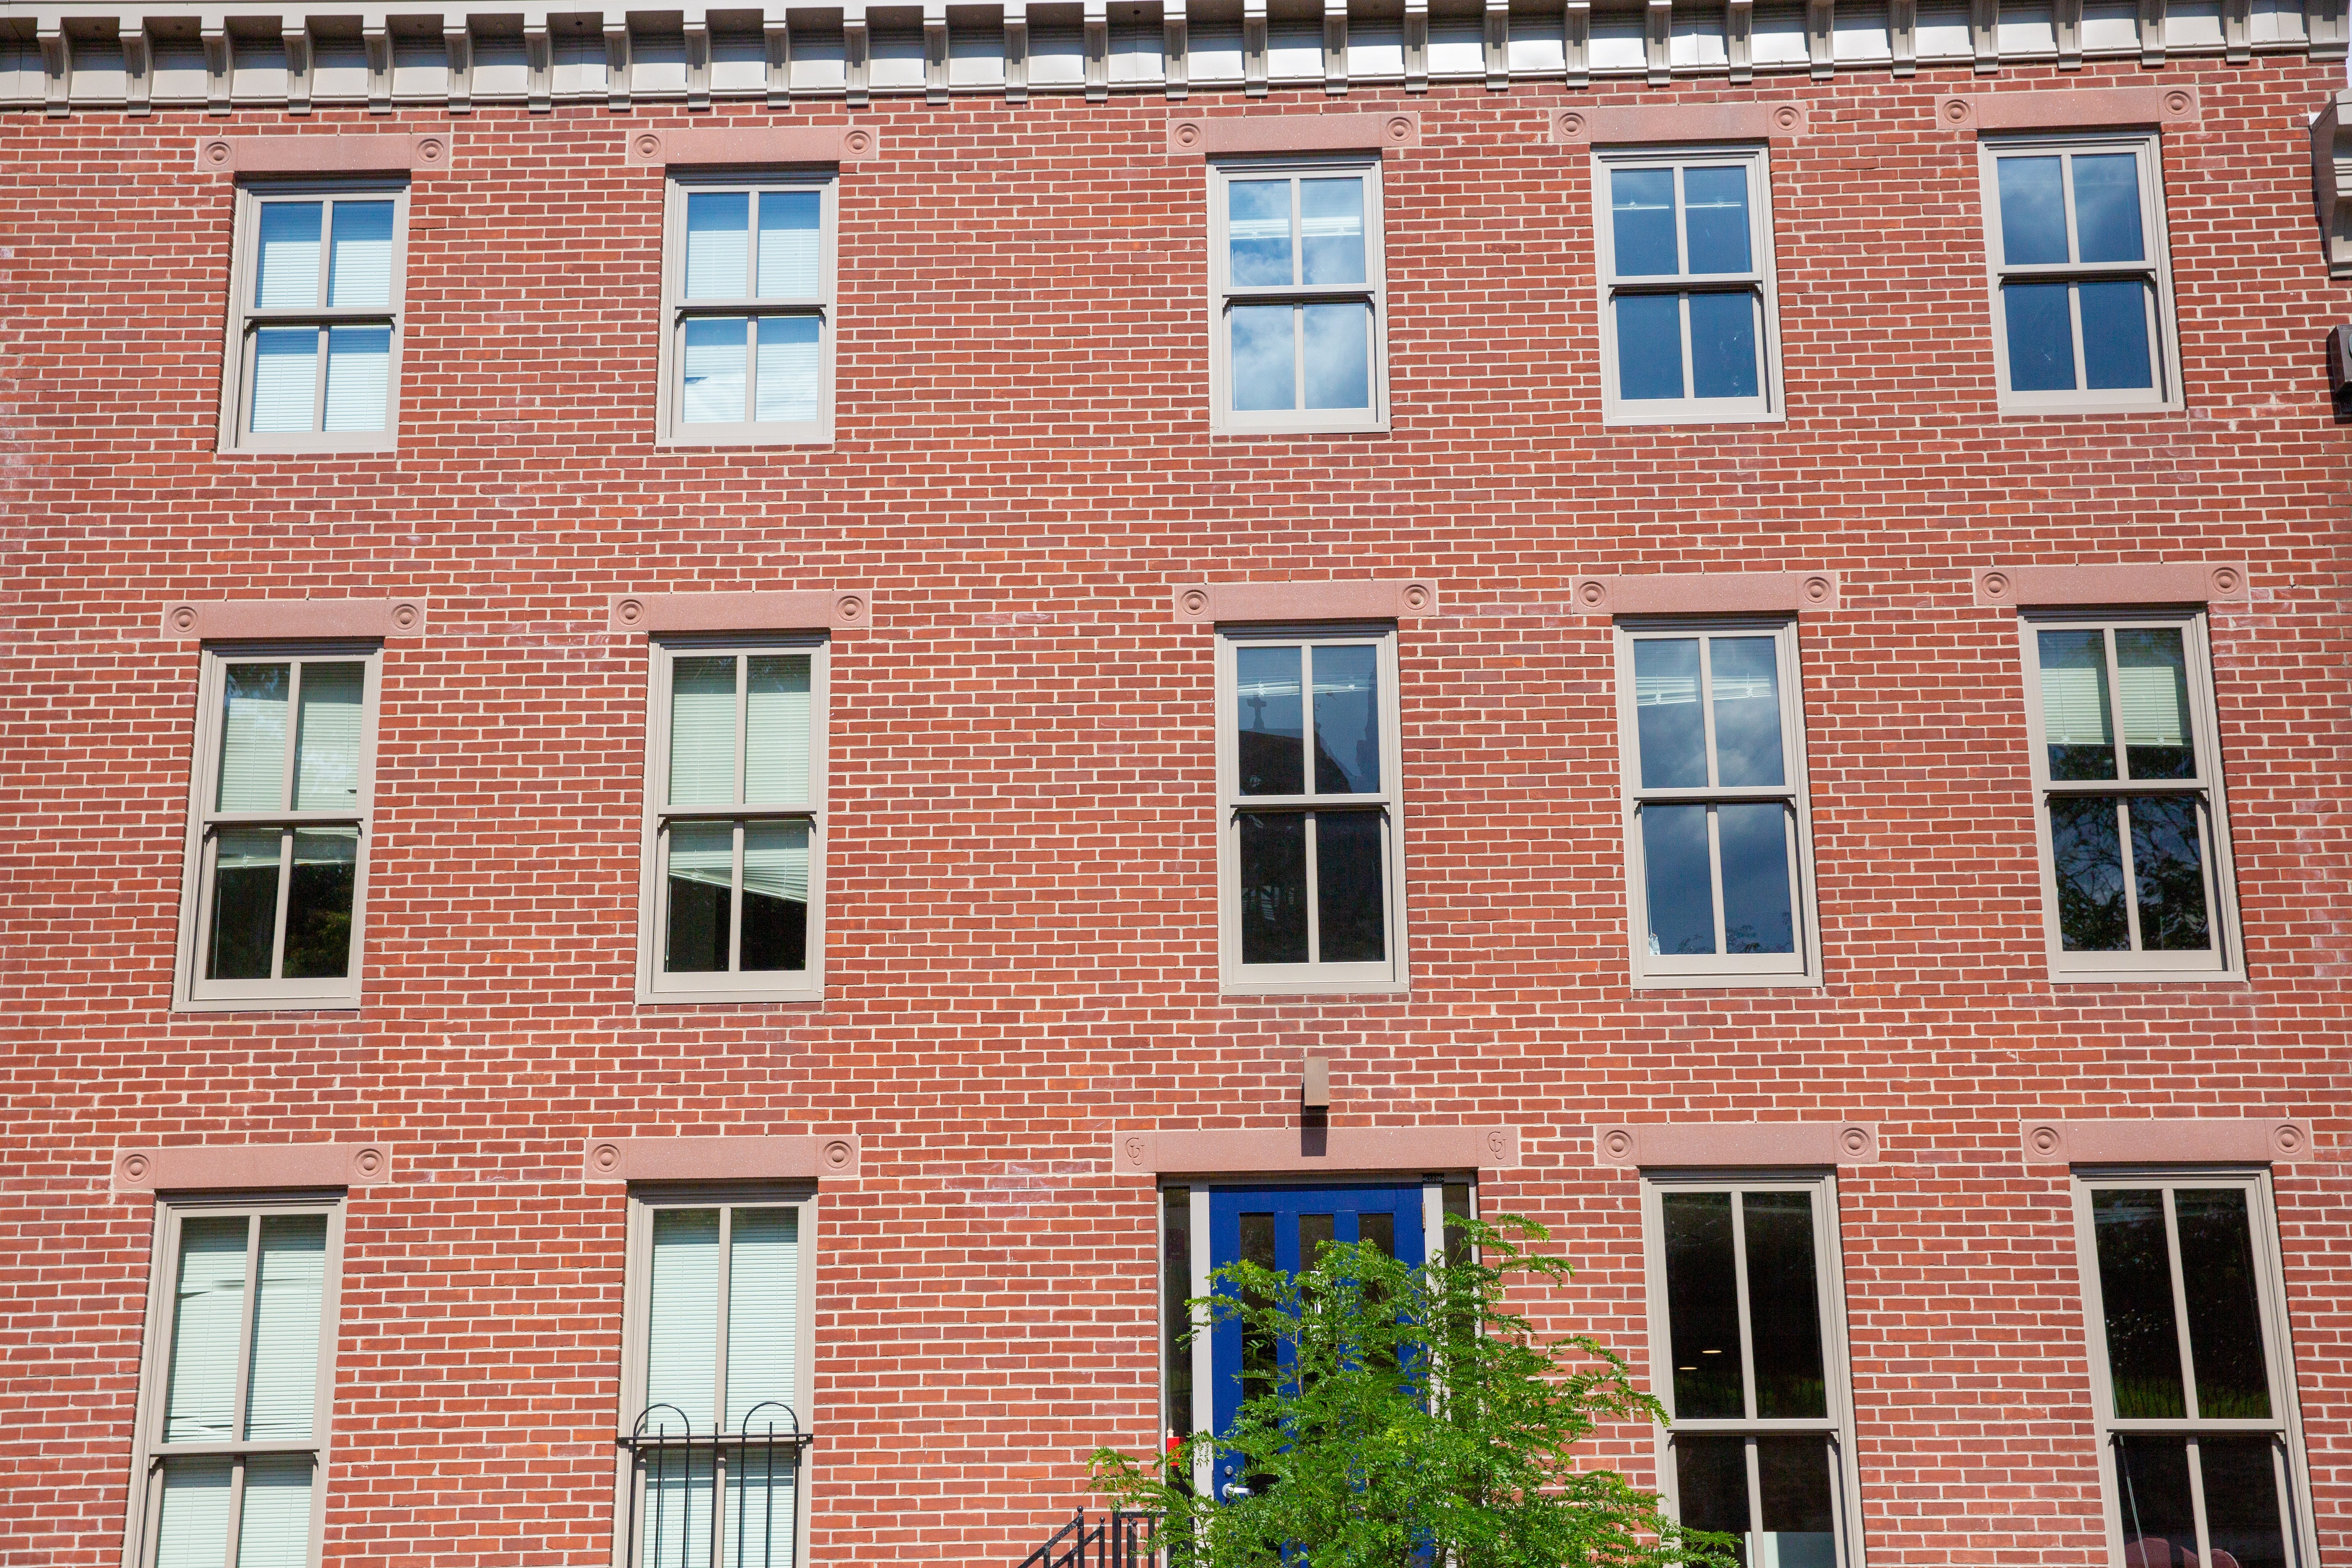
[
  {"left": 220, "top": 1456, "right": 252, "bottom": 1568},
  {"left": 728, "top": 822, "right": 746, "bottom": 975},
  {"left": 234, "top": 1212, "right": 264, "bottom": 1444},
  {"left": 313, "top": 198, "right": 333, "bottom": 308},
  {"left": 2185, "top": 1435, "right": 2216, "bottom": 1568},
  {"left": 1729, "top": 1190, "right": 1759, "bottom": 1423},
  {"left": 713, "top": 1205, "right": 735, "bottom": 1568},
  {"left": 268, "top": 827, "right": 296, "bottom": 981},
  {"left": 309, "top": 318, "right": 332, "bottom": 434},
  {"left": 2068, "top": 281, "right": 2091, "bottom": 396},
  {"left": 2158, "top": 1188, "right": 2201, "bottom": 1421},
  {"left": 1303, "top": 811, "right": 1323, "bottom": 964}
]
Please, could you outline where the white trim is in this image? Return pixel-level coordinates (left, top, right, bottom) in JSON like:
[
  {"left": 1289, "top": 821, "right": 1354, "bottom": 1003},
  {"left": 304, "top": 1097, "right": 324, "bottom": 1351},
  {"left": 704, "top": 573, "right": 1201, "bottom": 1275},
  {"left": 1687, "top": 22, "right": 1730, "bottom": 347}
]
[{"left": 655, "top": 170, "right": 839, "bottom": 446}]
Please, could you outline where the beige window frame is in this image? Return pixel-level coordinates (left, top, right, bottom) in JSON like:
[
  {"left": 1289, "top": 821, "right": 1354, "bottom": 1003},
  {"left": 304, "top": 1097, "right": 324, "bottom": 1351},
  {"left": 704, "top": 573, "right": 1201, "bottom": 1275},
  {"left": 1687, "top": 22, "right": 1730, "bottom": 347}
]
[
  {"left": 218, "top": 180, "right": 408, "bottom": 454},
  {"left": 657, "top": 171, "right": 838, "bottom": 445},
  {"left": 1977, "top": 131, "right": 2183, "bottom": 416},
  {"left": 1215, "top": 624, "right": 1408, "bottom": 995},
  {"left": 174, "top": 643, "right": 382, "bottom": 1011},
  {"left": 1205, "top": 156, "right": 1390, "bottom": 436},
  {"left": 614, "top": 1185, "right": 819, "bottom": 1568},
  {"left": 2016, "top": 608, "right": 2241, "bottom": 980},
  {"left": 638, "top": 636, "right": 828, "bottom": 1004},
  {"left": 1591, "top": 143, "right": 1785, "bottom": 426},
  {"left": 122, "top": 1194, "right": 346, "bottom": 1568},
  {"left": 1613, "top": 616, "right": 1820, "bottom": 988},
  {"left": 2071, "top": 1169, "right": 2319, "bottom": 1568}
]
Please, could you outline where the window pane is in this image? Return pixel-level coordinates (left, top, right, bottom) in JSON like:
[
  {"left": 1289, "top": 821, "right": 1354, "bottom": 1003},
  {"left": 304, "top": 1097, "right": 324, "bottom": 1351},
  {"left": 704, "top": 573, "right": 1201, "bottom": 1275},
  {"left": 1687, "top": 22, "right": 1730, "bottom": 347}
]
[
  {"left": 245, "top": 1215, "right": 328, "bottom": 1442},
  {"left": 1615, "top": 294, "right": 1686, "bottom": 400},
  {"left": 740, "top": 820, "right": 810, "bottom": 974},
  {"left": 325, "top": 199, "right": 394, "bottom": 308},
  {"left": 2072, "top": 151, "right": 2146, "bottom": 264},
  {"left": 2173, "top": 1189, "right": 2270, "bottom": 1419},
  {"left": 670, "top": 657, "right": 739, "bottom": 807},
  {"left": 1719, "top": 804, "right": 1795, "bottom": 956},
  {"left": 1642, "top": 804, "right": 1716, "bottom": 957},
  {"left": 1300, "top": 177, "right": 1366, "bottom": 285},
  {"left": 730, "top": 1447, "right": 800, "bottom": 1568},
  {"left": 646, "top": 1208, "right": 721, "bottom": 1432},
  {"left": 2115, "top": 628, "right": 2193, "bottom": 780},
  {"left": 1228, "top": 179, "right": 1294, "bottom": 286},
  {"left": 1996, "top": 156, "right": 2069, "bottom": 265},
  {"left": 254, "top": 202, "right": 323, "bottom": 309},
  {"left": 1682, "top": 166, "right": 1752, "bottom": 274},
  {"left": 2002, "top": 283, "right": 2078, "bottom": 392},
  {"left": 2112, "top": 1437, "right": 2197, "bottom": 1568},
  {"left": 727, "top": 1207, "right": 802, "bottom": 1428},
  {"left": 1674, "top": 1436, "right": 1751, "bottom": 1545},
  {"left": 1314, "top": 811, "right": 1386, "bottom": 964},
  {"left": 757, "top": 189, "right": 823, "bottom": 297},
  {"left": 2199, "top": 1437, "right": 2290, "bottom": 1568},
  {"left": 640, "top": 1446, "right": 715, "bottom": 1568},
  {"left": 165, "top": 1217, "right": 251, "bottom": 1443},
  {"left": 1610, "top": 167, "right": 1679, "bottom": 276},
  {"left": 234, "top": 1454, "right": 315, "bottom": 1568},
  {"left": 1165, "top": 1187, "right": 1194, "bottom": 1445},
  {"left": 292, "top": 662, "right": 365, "bottom": 809},
  {"left": 1237, "top": 812, "right": 1308, "bottom": 964},
  {"left": 1662, "top": 1192, "right": 1744, "bottom": 1419},
  {"left": 682, "top": 317, "right": 750, "bottom": 424},
  {"left": 2036, "top": 630, "right": 2118, "bottom": 781},
  {"left": 2080, "top": 280, "right": 2154, "bottom": 392},
  {"left": 664, "top": 824, "right": 733, "bottom": 975},
  {"left": 1744, "top": 1193, "right": 1826, "bottom": 1419},
  {"left": 218, "top": 664, "right": 292, "bottom": 812},
  {"left": 207, "top": 830, "right": 283, "bottom": 982},
  {"left": 2092, "top": 1189, "right": 2187, "bottom": 1418},
  {"left": 685, "top": 191, "right": 751, "bottom": 299},
  {"left": 1310, "top": 644, "right": 1379, "bottom": 794},
  {"left": 2049, "top": 797, "right": 2129, "bottom": 952},
  {"left": 322, "top": 326, "right": 390, "bottom": 432},
  {"left": 1709, "top": 637, "right": 1785, "bottom": 787},
  {"left": 2129, "top": 796, "right": 2210, "bottom": 953},
  {"left": 283, "top": 828, "right": 357, "bottom": 980},
  {"left": 250, "top": 328, "right": 321, "bottom": 434},
  {"left": 1757, "top": 1437, "right": 1838, "bottom": 1568},
  {"left": 1230, "top": 305, "right": 1296, "bottom": 412},
  {"left": 754, "top": 316, "right": 823, "bottom": 424},
  {"left": 1299, "top": 1212, "right": 1336, "bottom": 1265},
  {"left": 745, "top": 655, "right": 813, "bottom": 805},
  {"left": 154, "top": 1458, "right": 234, "bottom": 1568},
  {"left": 1633, "top": 638, "right": 1706, "bottom": 788},
  {"left": 1302, "top": 301, "right": 1371, "bottom": 410},
  {"left": 1688, "top": 291, "right": 1759, "bottom": 400},
  {"left": 1236, "top": 646, "right": 1304, "bottom": 796}
]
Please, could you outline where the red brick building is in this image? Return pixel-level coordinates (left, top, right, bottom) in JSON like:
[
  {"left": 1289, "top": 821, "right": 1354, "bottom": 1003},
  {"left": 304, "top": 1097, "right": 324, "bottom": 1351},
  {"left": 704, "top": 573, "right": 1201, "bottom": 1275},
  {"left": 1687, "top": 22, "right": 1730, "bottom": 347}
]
[{"left": 4, "top": 1, "right": 2349, "bottom": 1565}]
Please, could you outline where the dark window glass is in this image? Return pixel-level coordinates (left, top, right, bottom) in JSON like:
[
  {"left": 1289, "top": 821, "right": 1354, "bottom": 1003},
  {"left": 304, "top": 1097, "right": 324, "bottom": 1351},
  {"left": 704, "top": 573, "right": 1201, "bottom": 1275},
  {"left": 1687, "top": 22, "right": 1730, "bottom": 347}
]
[
  {"left": 208, "top": 829, "right": 281, "bottom": 980},
  {"left": 1310, "top": 645, "right": 1380, "bottom": 794},
  {"left": 282, "top": 829, "right": 356, "bottom": 979},
  {"left": 2113, "top": 1437, "right": 2197, "bottom": 1568},
  {"left": 1238, "top": 1212, "right": 1278, "bottom": 1397},
  {"left": 1314, "top": 812, "right": 1385, "bottom": 963},
  {"left": 1744, "top": 1194, "right": 1826, "bottom": 1419},
  {"left": 2174, "top": 1189, "right": 2270, "bottom": 1419},
  {"left": 2051, "top": 797, "right": 2130, "bottom": 952},
  {"left": 2129, "top": 797, "right": 2209, "bottom": 953},
  {"left": 2198, "top": 1437, "right": 2289, "bottom": 1568},
  {"left": 1663, "top": 1192, "right": 1745, "bottom": 1419},
  {"left": 1719, "top": 804, "right": 1795, "bottom": 956},
  {"left": 2080, "top": 280, "right": 2154, "bottom": 391},
  {"left": 1633, "top": 639, "right": 1707, "bottom": 788},
  {"left": 1236, "top": 646, "right": 1304, "bottom": 796},
  {"left": 1164, "top": 1187, "right": 1192, "bottom": 1452},
  {"left": 1643, "top": 804, "right": 1716, "bottom": 956},
  {"left": 1996, "top": 156, "right": 2069, "bottom": 265},
  {"left": 1757, "top": 1437, "right": 1838, "bottom": 1568},
  {"left": 2093, "top": 1189, "right": 2187, "bottom": 1419},
  {"left": 1616, "top": 294, "right": 1686, "bottom": 399},
  {"left": 1237, "top": 813, "right": 1308, "bottom": 965},
  {"left": 2072, "top": 152, "right": 2145, "bottom": 263},
  {"left": 1675, "top": 1435, "right": 1751, "bottom": 1565}
]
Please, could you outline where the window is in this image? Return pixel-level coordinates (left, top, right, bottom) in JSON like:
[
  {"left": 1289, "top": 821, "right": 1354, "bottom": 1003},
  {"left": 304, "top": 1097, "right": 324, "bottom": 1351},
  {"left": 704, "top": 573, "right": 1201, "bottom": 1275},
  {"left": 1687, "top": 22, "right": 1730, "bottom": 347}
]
[
  {"left": 2074, "top": 1174, "right": 2317, "bottom": 1568},
  {"left": 1644, "top": 1175, "right": 1862, "bottom": 1568},
  {"left": 1978, "top": 133, "right": 2180, "bottom": 413},
  {"left": 1592, "top": 145, "right": 1783, "bottom": 423},
  {"left": 639, "top": 639, "right": 826, "bottom": 1002},
  {"left": 2018, "top": 610, "right": 2240, "bottom": 978},
  {"left": 1207, "top": 158, "right": 1388, "bottom": 434},
  {"left": 125, "top": 1198, "right": 343, "bottom": 1568},
  {"left": 1613, "top": 619, "right": 1818, "bottom": 986},
  {"left": 221, "top": 184, "right": 406, "bottom": 451},
  {"left": 1217, "top": 627, "right": 1406, "bottom": 992},
  {"left": 618, "top": 1190, "right": 815, "bottom": 1568},
  {"left": 659, "top": 174, "right": 836, "bottom": 443},
  {"left": 176, "top": 647, "right": 379, "bottom": 1009}
]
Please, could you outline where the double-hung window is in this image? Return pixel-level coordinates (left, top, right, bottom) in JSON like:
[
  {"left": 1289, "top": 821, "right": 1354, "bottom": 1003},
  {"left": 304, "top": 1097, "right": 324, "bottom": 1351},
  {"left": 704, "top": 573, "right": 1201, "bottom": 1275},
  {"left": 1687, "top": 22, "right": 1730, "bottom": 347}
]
[
  {"left": 1978, "top": 134, "right": 2180, "bottom": 413},
  {"left": 2075, "top": 1174, "right": 2316, "bottom": 1568},
  {"left": 619, "top": 1190, "right": 815, "bottom": 1568},
  {"left": 177, "top": 647, "right": 379, "bottom": 1008},
  {"left": 2018, "top": 610, "right": 2239, "bottom": 978},
  {"left": 126, "top": 1198, "right": 343, "bottom": 1568},
  {"left": 640, "top": 639, "right": 826, "bottom": 1002},
  {"left": 1593, "top": 145, "right": 1782, "bottom": 422},
  {"left": 1645, "top": 1175, "right": 1862, "bottom": 1568},
  {"left": 1217, "top": 627, "right": 1406, "bottom": 992},
  {"left": 660, "top": 175, "right": 836, "bottom": 443},
  {"left": 1614, "top": 619, "right": 1818, "bottom": 986},
  {"left": 1208, "top": 159, "right": 1388, "bottom": 434},
  {"left": 222, "top": 184, "right": 406, "bottom": 450}
]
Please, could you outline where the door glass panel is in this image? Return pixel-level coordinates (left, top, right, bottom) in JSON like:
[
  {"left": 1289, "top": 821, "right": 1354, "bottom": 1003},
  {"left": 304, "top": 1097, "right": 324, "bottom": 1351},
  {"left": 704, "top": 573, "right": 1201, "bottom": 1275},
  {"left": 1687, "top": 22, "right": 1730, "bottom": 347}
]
[
  {"left": 1743, "top": 1193, "right": 1826, "bottom": 1419},
  {"left": 1298, "top": 1213, "right": 1335, "bottom": 1266},
  {"left": 1756, "top": 1437, "right": 1838, "bottom": 1568},
  {"left": 2173, "top": 1189, "right": 2270, "bottom": 1418},
  {"left": 1358, "top": 1211, "right": 1394, "bottom": 1259},
  {"left": 2092, "top": 1189, "right": 2187, "bottom": 1418},
  {"left": 1662, "top": 1192, "right": 1745, "bottom": 1418},
  {"left": 1238, "top": 1212, "right": 1278, "bottom": 1397},
  {"left": 1164, "top": 1187, "right": 1193, "bottom": 1449}
]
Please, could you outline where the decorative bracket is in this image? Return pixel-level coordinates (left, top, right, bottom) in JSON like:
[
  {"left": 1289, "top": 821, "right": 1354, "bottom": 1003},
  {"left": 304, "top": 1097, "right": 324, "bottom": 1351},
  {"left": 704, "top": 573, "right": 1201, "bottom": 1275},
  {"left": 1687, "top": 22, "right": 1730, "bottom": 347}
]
[
  {"left": 444, "top": 14, "right": 473, "bottom": 113},
  {"left": 603, "top": 15, "right": 631, "bottom": 110},
  {"left": 924, "top": 0, "right": 949, "bottom": 102},
  {"left": 1243, "top": 0, "right": 1268, "bottom": 94},
  {"left": 1969, "top": 0, "right": 1997, "bottom": 70},
  {"left": 1324, "top": 0, "right": 1349, "bottom": 94},
  {"left": 363, "top": 11, "right": 391, "bottom": 112},
  {"left": 523, "top": 11, "right": 551, "bottom": 110},
  {"left": 1004, "top": 0, "right": 1029, "bottom": 100},
  {"left": 1163, "top": 0, "right": 1188, "bottom": 98},
  {"left": 1085, "top": 0, "right": 1109, "bottom": 100},
  {"left": 1645, "top": 0, "right": 1672, "bottom": 84},
  {"left": 843, "top": 0, "right": 870, "bottom": 105},
  {"left": 1489, "top": 0, "right": 1514, "bottom": 88},
  {"left": 1403, "top": 0, "right": 1430, "bottom": 89},
  {"left": 201, "top": 13, "right": 231, "bottom": 114},
  {"left": 2055, "top": 0, "right": 2083, "bottom": 65},
  {"left": 1807, "top": 0, "right": 1833, "bottom": 77},
  {"left": 1888, "top": 0, "right": 1915, "bottom": 73},
  {"left": 38, "top": 16, "right": 70, "bottom": 117},
  {"left": 124, "top": 16, "right": 155, "bottom": 114},
  {"left": 683, "top": 8, "right": 711, "bottom": 109},
  {"left": 764, "top": 13, "right": 791, "bottom": 103},
  {"left": 285, "top": 17, "right": 313, "bottom": 113},
  {"left": 2315, "top": 92, "right": 2352, "bottom": 277}
]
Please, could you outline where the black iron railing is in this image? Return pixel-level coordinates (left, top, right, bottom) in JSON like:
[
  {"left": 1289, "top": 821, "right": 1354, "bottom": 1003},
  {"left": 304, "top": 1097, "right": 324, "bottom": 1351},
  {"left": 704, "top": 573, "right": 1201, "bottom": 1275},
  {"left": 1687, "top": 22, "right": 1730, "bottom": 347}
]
[
  {"left": 620, "top": 1401, "right": 815, "bottom": 1568},
  {"left": 1017, "top": 1508, "right": 1162, "bottom": 1568}
]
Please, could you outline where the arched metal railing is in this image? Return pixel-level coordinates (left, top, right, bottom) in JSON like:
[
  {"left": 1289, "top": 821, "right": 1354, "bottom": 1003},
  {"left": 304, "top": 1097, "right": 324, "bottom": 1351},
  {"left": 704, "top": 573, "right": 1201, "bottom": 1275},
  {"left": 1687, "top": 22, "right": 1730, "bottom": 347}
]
[{"left": 621, "top": 1401, "right": 814, "bottom": 1568}]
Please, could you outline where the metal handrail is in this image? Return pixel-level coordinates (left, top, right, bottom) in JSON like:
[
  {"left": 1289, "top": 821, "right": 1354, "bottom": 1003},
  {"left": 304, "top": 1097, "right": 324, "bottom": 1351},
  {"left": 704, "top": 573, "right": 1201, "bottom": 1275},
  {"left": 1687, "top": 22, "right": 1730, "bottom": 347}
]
[{"left": 1015, "top": 1508, "right": 1163, "bottom": 1568}]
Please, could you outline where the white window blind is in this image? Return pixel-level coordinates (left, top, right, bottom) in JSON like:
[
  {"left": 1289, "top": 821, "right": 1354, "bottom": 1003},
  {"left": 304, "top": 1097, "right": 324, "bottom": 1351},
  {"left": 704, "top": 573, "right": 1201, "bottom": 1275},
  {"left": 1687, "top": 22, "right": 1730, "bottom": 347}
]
[
  {"left": 686, "top": 192, "right": 751, "bottom": 299},
  {"left": 645, "top": 1208, "right": 722, "bottom": 1432},
  {"left": 234, "top": 1458, "right": 316, "bottom": 1568},
  {"left": 244, "top": 1217, "right": 327, "bottom": 1441},
  {"left": 153, "top": 1459, "right": 234, "bottom": 1568},
  {"left": 325, "top": 202, "right": 394, "bottom": 308},
  {"left": 255, "top": 203, "right": 322, "bottom": 309},
  {"left": 667, "top": 824, "right": 735, "bottom": 894},
  {"left": 753, "top": 320, "right": 823, "bottom": 424},
  {"left": 744, "top": 656, "right": 812, "bottom": 804},
  {"left": 756, "top": 192, "right": 822, "bottom": 297},
  {"left": 292, "top": 664, "right": 363, "bottom": 810},
  {"left": 742, "top": 823, "right": 811, "bottom": 905},
  {"left": 164, "top": 1218, "right": 249, "bottom": 1443},
  {"left": 321, "top": 328, "right": 391, "bottom": 432},
  {"left": 2117, "top": 632, "right": 2191, "bottom": 748},
  {"left": 669, "top": 659, "right": 739, "bottom": 806},
  {"left": 217, "top": 666, "right": 291, "bottom": 811},
  {"left": 726, "top": 1207, "right": 799, "bottom": 1429},
  {"left": 249, "top": 332, "right": 321, "bottom": 434},
  {"left": 2036, "top": 631, "right": 2113, "bottom": 747}
]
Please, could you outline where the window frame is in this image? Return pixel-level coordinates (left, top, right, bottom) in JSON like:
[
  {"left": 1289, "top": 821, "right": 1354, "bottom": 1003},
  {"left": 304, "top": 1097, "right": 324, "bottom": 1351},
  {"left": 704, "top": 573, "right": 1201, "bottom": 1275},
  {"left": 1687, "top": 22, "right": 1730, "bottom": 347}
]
[
  {"left": 2015, "top": 606, "right": 2242, "bottom": 981},
  {"left": 122, "top": 1192, "right": 347, "bottom": 1568},
  {"left": 1640, "top": 1169, "right": 1866, "bottom": 1568},
  {"left": 1611, "top": 615, "right": 1821, "bottom": 989},
  {"left": 656, "top": 169, "right": 840, "bottom": 446},
  {"left": 1976, "top": 130, "right": 2183, "bottom": 416},
  {"left": 1214, "top": 622, "right": 1409, "bottom": 996},
  {"left": 1204, "top": 155, "right": 1392, "bottom": 437},
  {"left": 173, "top": 641, "right": 383, "bottom": 1011},
  {"left": 637, "top": 634, "right": 830, "bottom": 1004},
  {"left": 218, "top": 179, "right": 410, "bottom": 455},
  {"left": 614, "top": 1184, "right": 820, "bottom": 1568},
  {"left": 2070, "top": 1167, "right": 2320, "bottom": 1568},
  {"left": 1590, "top": 143, "right": 1785, "bottom": 427}
]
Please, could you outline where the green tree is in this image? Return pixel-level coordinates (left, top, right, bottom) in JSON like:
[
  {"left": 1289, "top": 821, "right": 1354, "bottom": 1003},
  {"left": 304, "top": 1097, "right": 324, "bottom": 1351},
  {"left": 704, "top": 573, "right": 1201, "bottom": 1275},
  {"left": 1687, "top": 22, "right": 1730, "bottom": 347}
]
[{"left": 1092, "top": 1216, "right": 1735, "bottom": 1568}]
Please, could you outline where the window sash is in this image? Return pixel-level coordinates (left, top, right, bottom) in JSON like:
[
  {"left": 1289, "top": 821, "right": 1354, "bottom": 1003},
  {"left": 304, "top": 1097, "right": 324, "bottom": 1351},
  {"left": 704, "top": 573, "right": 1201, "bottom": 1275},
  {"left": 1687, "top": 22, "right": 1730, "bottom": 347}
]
[
  {"left": 1592, "top": 147, "right": 1779, "bottom": 420},
  {"left": 1208, "top": 159, "right": 1388, "bottom": 432},
  {"left": 661, "top": 178, "right": 836, "bottom": 440},
  {"left": 225, "top": 186, "right": 406, "bottom": 450}
]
